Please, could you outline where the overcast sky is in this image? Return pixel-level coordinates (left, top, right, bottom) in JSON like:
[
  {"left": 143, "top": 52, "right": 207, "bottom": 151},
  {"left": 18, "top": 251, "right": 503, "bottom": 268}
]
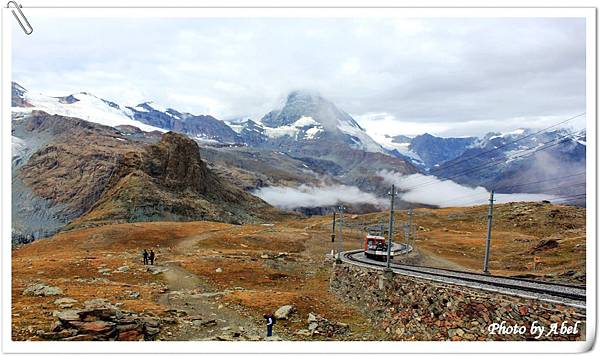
[{"left": 12, "top": 17, "right": 586, "bottom": 137}]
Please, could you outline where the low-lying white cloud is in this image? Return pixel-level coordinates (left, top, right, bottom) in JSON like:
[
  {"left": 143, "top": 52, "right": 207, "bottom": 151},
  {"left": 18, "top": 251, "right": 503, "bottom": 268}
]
[
  {"left": 377, "top": 170, "right": 557, "bottom": 207},
  {"left": 253, "top": 184, "right": 388, "bottom": 210}
]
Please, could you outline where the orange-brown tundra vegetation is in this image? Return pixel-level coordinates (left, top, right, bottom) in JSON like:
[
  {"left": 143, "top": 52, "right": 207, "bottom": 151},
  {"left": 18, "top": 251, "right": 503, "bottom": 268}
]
[{"left": 12, "top": 201, "right": 585, "bottom": 341}]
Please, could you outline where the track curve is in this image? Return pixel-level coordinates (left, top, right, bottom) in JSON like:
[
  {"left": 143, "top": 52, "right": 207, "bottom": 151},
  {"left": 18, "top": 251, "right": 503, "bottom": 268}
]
[{"left": 341, "top": 249, "right": 586, "bottom": 309}]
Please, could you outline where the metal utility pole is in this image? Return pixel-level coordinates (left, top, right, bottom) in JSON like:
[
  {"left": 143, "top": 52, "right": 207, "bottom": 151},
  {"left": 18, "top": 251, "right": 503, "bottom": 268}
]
[
  {"left": 482, "top": 190, "right": 495, "bottom": 274},
  {"left": 386, "top": 185, "right": 396, "bottom": 269},
  {"left": 407, "top": 208, "right": 413, "bottom": 246},
  {"left": 336, "top": 205, "right": 345, "bottom": 263},
  {"left": 412, "top": 222, "right": 417, "bottom": 245},
  {"left": 331, "top": 212, "right": 336, "bottom": 243}
]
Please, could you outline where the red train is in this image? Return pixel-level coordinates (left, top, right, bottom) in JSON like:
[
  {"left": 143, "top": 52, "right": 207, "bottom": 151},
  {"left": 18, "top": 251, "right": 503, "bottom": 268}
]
[{"left": 364, "top": 233, "right": 392, "bottom": 261}]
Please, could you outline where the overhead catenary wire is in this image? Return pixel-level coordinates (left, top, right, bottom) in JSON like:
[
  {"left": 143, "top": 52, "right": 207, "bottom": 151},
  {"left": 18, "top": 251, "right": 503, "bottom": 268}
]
[
  {"left": 425, "top": 112, "right": 586, "bottom": 176},
  {"left": 398, "top": 130, "right": 586, "bottom": 193},
  {"left": 393, "top": 112, "right": 586, "bottom": 193},
  {"left": 492, "top": 171, "right": 586, "bottom": 192},
  {"left": 430, "top": 172, "right": 587, "bottom": 207},
  {"left": 551, "top": 193, "right": 587, "bottom": 202},
  {"left": 424, "top": 184, "right": 585, "bottom": 208},
  {"left": 536, "top": 182, "right": 586, "bottom": 193},
  {"left": 399, "top": 128, "right": 586, "bottom": 193}
]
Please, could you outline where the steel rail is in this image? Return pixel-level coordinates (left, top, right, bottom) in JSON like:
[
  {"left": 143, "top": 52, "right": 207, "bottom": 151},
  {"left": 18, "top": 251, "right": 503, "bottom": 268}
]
[{"left": 341, "top": 250, "right": 586, "bottom": 308}]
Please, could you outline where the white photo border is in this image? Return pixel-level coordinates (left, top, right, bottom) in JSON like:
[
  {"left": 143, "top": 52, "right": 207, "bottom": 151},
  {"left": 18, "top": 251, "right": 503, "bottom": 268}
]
[{"left": 1, "top": 2, "right": 596, "bottom": 354}]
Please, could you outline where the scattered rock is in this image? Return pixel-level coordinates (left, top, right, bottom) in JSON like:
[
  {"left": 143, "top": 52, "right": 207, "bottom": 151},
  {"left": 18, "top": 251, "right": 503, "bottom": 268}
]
[
  {"left": 201, "top": 319, "right": 218, "bottom": 327},
  {"left": 23, "top": 283, "right": 63, "bottom": 297},
  {"left": 215, "top": 268, "right": 223, "bottom": 273},
  {"left": 117, "top": 329, "right": 144, "bottom": 341},
  {"left": 529, "top": 239, "right": 559, "bottom": 254},
  {"left": 304, "top": 313, "right": 349, "bottom": 337},
  {"left": 54, "top": 297, "right": 78, "bottom": 305},
  {"left": 145, "top": 326, "right": 160, "bottom": 336},
  {"left": 83, "top": 298, "right": 115, "bottom": 310},
  {"left": 55, "top": 310, "right": 81, "bottom": 322},
  {"left": 116, "top": 266, "right": 130, "bottom": 273},
  {"left": 295, "top": 329, "right": 311, "bottom": 336},
  {"left": 146, "top": 266, "right": 168, "bottom": 275}
]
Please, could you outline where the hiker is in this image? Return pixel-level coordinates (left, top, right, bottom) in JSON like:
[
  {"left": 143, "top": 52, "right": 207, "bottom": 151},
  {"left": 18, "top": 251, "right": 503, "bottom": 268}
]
[
  {"left": 142, "top": 249, "right": 149, "bottom": 265},
  {"left": 149, "top": 250, "right": 155, "bottom": 265},
  {"left": 264, "top": 313, "right": 275, "bottom": 337}
]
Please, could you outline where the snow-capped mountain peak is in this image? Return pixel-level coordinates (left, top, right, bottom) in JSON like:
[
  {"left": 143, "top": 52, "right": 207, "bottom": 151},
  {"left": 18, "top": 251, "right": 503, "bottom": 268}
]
[{"left": 258, "top": 90, "right": 384, "bottom": 153}]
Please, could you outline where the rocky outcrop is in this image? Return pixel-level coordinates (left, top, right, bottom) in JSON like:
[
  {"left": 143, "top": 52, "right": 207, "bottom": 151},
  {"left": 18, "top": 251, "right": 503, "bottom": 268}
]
[
  {"left": 76, "top": 131, "right": 280, "bottom": 227},
  {"left": 40, "top": 299, "right": 163, "bottom": 341},
  {"left": 330, "top": 264, "right": 585, "bottom": 341}
]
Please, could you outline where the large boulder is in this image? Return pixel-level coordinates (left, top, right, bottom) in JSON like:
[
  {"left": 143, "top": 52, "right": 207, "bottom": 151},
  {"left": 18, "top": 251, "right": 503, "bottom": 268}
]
[{"left": 274, "top": 305, "right": 295, "bottom": 320}]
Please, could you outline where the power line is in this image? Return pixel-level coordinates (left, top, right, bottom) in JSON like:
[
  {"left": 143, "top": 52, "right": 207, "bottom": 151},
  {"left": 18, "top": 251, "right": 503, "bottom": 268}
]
[
  {"left": 432, "top": 173, "right": 586, "bottom": 207},
  {"left": 403, "top": 159, "right": 586, "bottom": 209},
  {"left": 426, "top": 112, "right": 586, "bottom": 175},
  {"left": 551, "top": 193, "right": 587, "bottom": 202},
  {"left": 536, "top": 182, "right": 586, "bottom": 193},
  {"left": 493, "top": 171, "right": 586, "bottom": 192},
  {"left": 401, "top": 129, "right": 586, "bottom": 192},
  {"left": 399, "top": 129, "right": 585, "bottom": 193}
]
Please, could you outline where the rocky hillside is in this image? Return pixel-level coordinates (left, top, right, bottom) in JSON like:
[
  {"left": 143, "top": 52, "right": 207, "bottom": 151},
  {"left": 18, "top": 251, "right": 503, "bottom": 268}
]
[
  {"left": 74, "top": 131, "right": 279, "bottom": 228},
  {"left": 11, "top": 111, "right": 280, "bottom": 244},
  {"left": 127, "top": 103, "right": 244, "bottom": 144},
  {"left": 408, "top": 133, "right": 476, "bottom": 169}
]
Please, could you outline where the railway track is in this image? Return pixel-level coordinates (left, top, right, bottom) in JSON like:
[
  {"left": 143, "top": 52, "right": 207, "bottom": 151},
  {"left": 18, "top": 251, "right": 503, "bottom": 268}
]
[{"left": 341, "top": 249, "right": 586, "bottom": 309}]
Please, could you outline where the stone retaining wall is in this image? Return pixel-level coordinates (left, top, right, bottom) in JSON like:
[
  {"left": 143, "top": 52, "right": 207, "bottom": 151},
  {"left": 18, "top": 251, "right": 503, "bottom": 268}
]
[{"left": 330, "top": 263, "right": 585, "bottom": 341}]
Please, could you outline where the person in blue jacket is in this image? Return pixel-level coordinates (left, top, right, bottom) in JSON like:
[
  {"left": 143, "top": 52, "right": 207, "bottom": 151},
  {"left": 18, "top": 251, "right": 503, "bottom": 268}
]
[{"left": 264, "top": 313, "right": 275, "bottom": 337}]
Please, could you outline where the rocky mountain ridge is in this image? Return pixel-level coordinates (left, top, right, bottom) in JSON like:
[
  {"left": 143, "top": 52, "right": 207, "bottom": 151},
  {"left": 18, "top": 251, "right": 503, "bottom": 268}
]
[{"left": 11, "top": 111, "right": 279, "bottom": 244}]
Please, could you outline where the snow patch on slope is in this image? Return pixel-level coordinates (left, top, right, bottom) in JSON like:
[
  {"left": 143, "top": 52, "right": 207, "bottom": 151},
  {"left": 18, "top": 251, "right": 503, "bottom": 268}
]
[
  {"left": 369, "top": 133, "right": 424, "bottom": 165},
  {"left": 263, "top": 116, "right": 323, "bottom": 139},
  {"left": 13, "top": 92, "right": 164, "bottom": 132},
  {"left": 12, "top": 136, "right": 29, "bottom": 164},
  {"left": 304, "top": 126, "right": 323, "bottom": 140},
  {"left": 337, "top": 120, "right": 384, "bottom": 153},
  {"left": 227, "top": 123, "right": 244, "bottom": 133}
]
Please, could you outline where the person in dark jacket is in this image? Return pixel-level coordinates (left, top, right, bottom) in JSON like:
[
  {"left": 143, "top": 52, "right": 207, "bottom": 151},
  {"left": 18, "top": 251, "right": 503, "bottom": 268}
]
[
  {"left": 264, "top": 313, "right": 275, "bottom": 337},
  {"left": 142, "top": 249, "right": 149, "bottom": 265},
  {"left": 149, "top": 250, "right": 155, "bottom": 265}
]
